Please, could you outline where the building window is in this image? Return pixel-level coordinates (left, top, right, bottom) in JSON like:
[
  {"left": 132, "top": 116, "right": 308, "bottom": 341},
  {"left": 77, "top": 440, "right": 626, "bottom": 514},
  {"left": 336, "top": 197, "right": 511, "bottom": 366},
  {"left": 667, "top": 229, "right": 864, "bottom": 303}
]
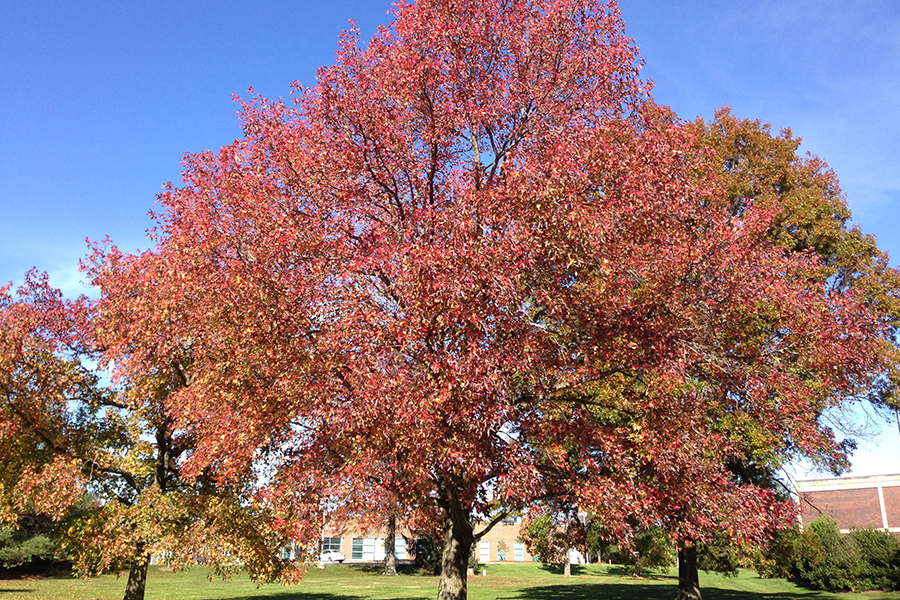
[
  {"left": 514, "top": 542, "right": 525, "bottom": 561},
  {"left": 281, "top": 542, "right": 298, "bottom": 560},
  {"left": 363, "top": 537, "right": 377, "bottom": 561},
  {"left": 352, "top": 538, "right": 363, "bottom": 560},
  {"left": 321, "top": 536, "right": 342, "bottom": 553},
  {"left": 395, "top": 537, "right": 407, "bottom": 559},
  {"left": 479, "top": 540, "right": 490, "bottom": 562},
  {"left": 497, "top": 541, "right": 508, "bottom": 561}
]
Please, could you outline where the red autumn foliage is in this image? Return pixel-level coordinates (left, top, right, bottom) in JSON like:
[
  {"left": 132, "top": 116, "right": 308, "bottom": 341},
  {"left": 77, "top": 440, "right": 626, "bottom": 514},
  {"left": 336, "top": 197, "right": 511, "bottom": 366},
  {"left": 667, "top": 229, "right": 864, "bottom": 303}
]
[{"left": 95, "top": 2, "right": 891, "bottom": 599}]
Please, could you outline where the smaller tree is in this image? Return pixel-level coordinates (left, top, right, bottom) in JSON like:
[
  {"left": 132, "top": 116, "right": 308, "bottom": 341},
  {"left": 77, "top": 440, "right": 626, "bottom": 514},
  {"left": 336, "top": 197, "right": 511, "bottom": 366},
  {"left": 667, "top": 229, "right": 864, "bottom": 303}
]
[
  {"left": 0, "top": 268, "right": 311, "bottom": 600},
  {"left": 496, "top": 541, "right": 508, "bottom": 562},
  {"left": 603, "top": 525, "right": 676, "bottom": 577},
  {"left": 520, "top": 509, "right": 586, "bottom": 577}
]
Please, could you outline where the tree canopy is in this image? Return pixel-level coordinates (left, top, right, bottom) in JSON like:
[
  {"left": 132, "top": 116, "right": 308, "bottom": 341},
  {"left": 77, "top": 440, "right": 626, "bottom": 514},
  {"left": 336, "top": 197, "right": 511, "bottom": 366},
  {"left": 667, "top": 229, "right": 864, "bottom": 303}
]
[{"left": 105, "top": 1, "right": 894, "bottom": 599}]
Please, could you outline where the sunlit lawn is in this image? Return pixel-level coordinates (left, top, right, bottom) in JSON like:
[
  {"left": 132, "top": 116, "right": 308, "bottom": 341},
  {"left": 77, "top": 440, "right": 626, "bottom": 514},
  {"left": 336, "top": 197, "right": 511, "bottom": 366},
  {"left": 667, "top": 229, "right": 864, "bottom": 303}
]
[{"left": 3, "top": 563, "right": 900, "bottom": 600}]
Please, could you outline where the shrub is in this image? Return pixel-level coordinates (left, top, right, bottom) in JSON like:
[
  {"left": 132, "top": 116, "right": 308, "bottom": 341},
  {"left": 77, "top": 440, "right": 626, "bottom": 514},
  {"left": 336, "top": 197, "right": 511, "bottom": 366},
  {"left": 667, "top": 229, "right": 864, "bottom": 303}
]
[
  {"left": 0, "top": 527, "right": 57, "bottom": 568},
  {"left": 797, "top": 515, "right": 864, "bottom": 591},
  {"left": 412, "top": 536, "right": 442, "bottom": 574},
  {"left": 626, "top": 527, "right": 676, "bottom": 576},
  {"left": 468, "top": 545, "right": 483, "bottom": 572},
  {"left": 848, "top": 527, "right": 900, "bottom": 591},
  {"left": 751, "top": 524, "right": 802, "bottom": 579},
  {"left": 697, "top": 534, "right": 742, "bottom": 577},
  {"left": 792, "top": 515, "right": 900, "bottom": 592},
  {"left": 596, "top": 526, "right": 675, "bottom": 576}
]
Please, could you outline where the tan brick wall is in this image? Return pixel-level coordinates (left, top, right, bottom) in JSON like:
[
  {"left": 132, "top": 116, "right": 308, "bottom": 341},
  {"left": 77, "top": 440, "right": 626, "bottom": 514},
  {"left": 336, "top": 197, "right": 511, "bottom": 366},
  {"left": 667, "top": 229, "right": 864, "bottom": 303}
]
[
  {"left": 321, "top": 521, "right": 534, "bottom": 563},
  {"left": 474, "top": 522, "right": 534, "bottom": 563}
]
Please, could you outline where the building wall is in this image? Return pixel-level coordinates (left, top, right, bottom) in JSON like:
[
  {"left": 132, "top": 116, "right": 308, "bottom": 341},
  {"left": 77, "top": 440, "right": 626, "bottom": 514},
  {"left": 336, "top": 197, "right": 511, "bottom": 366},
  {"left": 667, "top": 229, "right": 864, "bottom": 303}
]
[
  {"left": 884, "top": 486, "right": 900, "bottom": 529},
  {"left": 321, "top": 520, "right": 535, "bottom": 563},
  {"left": 473, "top": 522, "right": 536, "bottom": 563},
  {"left": 321, "top": 524, "right": 407, "bottom": 562},
  {"left": 797, "top": 473, "right": 900, "bottom": 533}
]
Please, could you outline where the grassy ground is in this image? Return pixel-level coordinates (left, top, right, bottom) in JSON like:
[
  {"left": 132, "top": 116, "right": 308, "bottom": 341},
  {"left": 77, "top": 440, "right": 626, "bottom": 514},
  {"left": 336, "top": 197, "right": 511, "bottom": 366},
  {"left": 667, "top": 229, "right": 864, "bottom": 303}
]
[{"left": 2, "top": 563, "right": 900, "bottom": 600}]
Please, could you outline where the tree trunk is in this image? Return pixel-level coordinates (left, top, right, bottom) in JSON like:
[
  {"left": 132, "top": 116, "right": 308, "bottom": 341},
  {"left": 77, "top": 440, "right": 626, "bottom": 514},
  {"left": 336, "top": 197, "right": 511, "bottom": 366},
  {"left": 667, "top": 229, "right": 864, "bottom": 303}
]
[
  {"left": 676, "top": 546, "right": 702, "bottom": 600},
  {"left": 563, "top": 552, "right": 571, "bottom": 577},
  {"left": 437, "top": 499, "right": 474, "bottom": 600},
  {"left": 122, "top": 551, "right": 150, "bottom": 600},
  {"left": 384, "top": 514, "right": 397, "bottom": 576}
]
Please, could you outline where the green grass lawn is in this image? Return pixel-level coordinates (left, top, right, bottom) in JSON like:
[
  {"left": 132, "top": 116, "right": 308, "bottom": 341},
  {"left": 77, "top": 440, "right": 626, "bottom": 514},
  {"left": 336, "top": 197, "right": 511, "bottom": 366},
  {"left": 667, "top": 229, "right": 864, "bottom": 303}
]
[{"left": 3, "top": 563, "right": 900, "bottom": 600}]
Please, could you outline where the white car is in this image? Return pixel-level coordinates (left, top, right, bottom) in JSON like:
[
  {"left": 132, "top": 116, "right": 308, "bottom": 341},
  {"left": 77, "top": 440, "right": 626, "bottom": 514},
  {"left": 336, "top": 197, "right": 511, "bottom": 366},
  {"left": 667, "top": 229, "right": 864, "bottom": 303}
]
[{"left": 319, "top": 550, "right": 346, "bottom": 563}]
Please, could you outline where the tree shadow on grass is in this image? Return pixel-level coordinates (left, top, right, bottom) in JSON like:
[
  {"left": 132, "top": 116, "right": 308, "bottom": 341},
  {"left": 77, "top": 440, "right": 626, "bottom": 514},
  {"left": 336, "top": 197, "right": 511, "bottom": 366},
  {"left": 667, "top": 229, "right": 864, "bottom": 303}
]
[
  {"left": 508, "top": 583, "right": 834, "bottom": 600},
  {"left": 536, "top": 564, "right": 591, "bottom": 577},
  {"left": 603, "top": 566, "right": 673, "bottom": 580},
  {"left": 536, "top": 564, "right": 671, "bottom": 581},
  {"left": 339, "top": 563, "right": 423, "bottom": 576},
  {"left": 0, "top": 590, "right": 36, "bottom": 595},
  {"left": 701, "top": 592, "right": 833, "bottom": 600},
  {"left": 220, "top": 594, "right": 430, "bottom": 600},
  {"left": 0, "top": 561, "right": 73, "bottom": 580}
]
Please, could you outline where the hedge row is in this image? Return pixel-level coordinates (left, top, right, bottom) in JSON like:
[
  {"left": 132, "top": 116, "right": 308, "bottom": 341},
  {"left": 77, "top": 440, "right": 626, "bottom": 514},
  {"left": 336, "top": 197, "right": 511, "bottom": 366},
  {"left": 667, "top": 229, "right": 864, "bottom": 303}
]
[{"left": 755, "top": 515, "right": 900, "bottom": 592}]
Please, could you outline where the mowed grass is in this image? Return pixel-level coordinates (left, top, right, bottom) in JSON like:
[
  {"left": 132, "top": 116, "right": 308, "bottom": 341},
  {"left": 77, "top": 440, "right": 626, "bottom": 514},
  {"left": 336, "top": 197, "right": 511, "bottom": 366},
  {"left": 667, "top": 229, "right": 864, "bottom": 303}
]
[{"left": 3, "top": 563, "right": 900, "bottom": 600}]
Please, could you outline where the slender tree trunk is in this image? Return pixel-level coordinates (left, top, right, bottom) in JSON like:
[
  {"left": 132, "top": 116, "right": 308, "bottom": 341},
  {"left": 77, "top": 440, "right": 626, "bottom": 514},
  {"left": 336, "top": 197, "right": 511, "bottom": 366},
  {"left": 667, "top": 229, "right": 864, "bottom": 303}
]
[
  {"left": 384, "top": 514, "right": 397, "bottom": 576},
  {"left": 122, "top": 550, "right": 150, "bottom": 600},
  {"left": 563, "top": 552, "right": 571, "bottom": 577},
  {"left": 675, "top": 546, "right": 702, "bottom": 600},
  {"left": 437, "top": 499, "right": 474, "bottom": 600}
]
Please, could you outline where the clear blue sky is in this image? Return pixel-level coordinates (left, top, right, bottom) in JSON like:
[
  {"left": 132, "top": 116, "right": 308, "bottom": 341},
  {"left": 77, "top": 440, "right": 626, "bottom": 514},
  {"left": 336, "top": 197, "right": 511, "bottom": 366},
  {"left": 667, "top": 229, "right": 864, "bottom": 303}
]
[{"left": 2, "top": 1, "right": 898, "bottom": 478}]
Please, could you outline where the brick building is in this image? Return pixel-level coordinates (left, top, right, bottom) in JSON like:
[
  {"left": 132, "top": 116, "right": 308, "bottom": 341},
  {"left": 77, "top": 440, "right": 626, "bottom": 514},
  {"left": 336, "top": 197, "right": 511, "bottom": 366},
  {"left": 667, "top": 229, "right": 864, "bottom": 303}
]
[
  {"left": 796, "top": 473, "right": 900, "bottom": 533},
  {"left": 472, "top": 520, "right": 537, "bottom": 563},
  {"left": 318, "top": 519, "right": 536, "bottom": 563}
]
